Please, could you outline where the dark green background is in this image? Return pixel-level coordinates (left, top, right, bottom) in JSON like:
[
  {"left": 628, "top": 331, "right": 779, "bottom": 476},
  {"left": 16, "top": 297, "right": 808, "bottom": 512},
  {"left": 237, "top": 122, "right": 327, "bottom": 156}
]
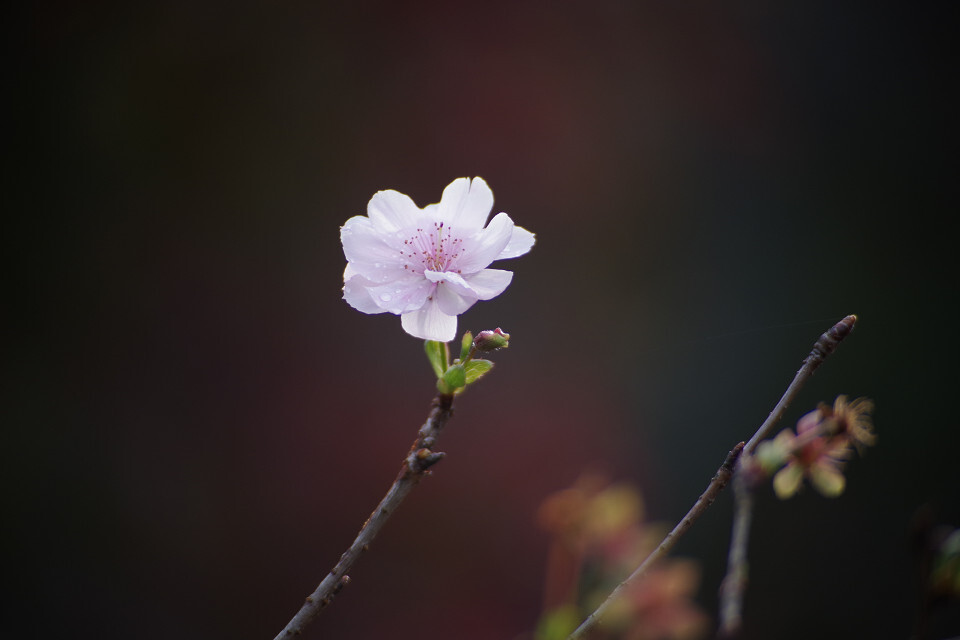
[{"left": 6, "top": 2, "right": 957, "bottom": 638}]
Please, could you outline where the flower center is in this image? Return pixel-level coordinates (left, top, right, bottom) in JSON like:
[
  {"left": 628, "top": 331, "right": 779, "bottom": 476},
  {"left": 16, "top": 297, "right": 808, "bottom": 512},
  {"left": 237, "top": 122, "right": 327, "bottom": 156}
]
[{"left": 400, "top": 221, "right": 464, "bottom": 274}]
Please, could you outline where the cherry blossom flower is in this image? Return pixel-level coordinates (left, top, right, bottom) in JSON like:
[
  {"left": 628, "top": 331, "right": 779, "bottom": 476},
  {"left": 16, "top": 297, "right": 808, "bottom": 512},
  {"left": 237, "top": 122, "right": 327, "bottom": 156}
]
[
  {"left": 340, "top": 177, "right": 535, "bottom": 342},
  {"left": 768, "top": 427, "right": 853, "bottom": 499},
  {"left": 750, "top": 396, "right": 875, "bottom": 499}
]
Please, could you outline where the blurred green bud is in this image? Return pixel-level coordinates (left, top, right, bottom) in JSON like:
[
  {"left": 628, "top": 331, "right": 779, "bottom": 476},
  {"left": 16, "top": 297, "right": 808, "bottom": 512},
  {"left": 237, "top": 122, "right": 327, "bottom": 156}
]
[{"left": 754, "top": 430, "right": 793, "bottom": 474}]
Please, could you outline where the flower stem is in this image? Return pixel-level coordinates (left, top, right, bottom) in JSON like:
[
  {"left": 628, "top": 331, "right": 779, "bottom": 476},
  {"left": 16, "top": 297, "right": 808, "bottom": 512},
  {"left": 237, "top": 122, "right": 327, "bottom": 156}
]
[
  {"left": 565, "top": 315, "right": 858, "bottom": 640},
  {"left": 273, "top": 393, "right": 455, "bottom": 639}
]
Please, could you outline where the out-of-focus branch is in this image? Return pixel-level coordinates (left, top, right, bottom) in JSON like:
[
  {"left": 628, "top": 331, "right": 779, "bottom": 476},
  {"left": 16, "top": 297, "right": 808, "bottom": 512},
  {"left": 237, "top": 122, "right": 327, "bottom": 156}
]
[
  {"left": 718, "top": 473, "right": 754, "bottom": 637},
  {"left": 718, "top": 314, "right": 859, "bottom": 638},
  {"left": 742, "top": 315, "right": 857, "bottom": 456},
  {"left": 273, "top": 393, "right": 455, "bottom": 640},
  {"left": 566, "top": 444, "right": 743, "bottom": 640},
  {"left": 567, "top": 315, "right": 858, "bottom": 640}
]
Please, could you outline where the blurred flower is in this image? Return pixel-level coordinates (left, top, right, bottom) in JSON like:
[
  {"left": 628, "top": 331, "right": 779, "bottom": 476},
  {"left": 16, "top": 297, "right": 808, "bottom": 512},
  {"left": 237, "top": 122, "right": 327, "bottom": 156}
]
[
  {"left": 341, "top": 177, "right": 535, "bottom": 342},
  {"left": 771, "top": 429, "right": 851, "bottom": 499},
  {"left": 614, "top": 561, "right": 709, "bottom": 640},
  {"left": 538, "top": 473, "right": 649, "bottom": 567},
  {"left": 536, "top": 474, "right": 706, "bottom": 640},
  {"left": 767, "top": 396, "right": 875, "bottom": 499},
  {"left": 826, "top": 395, "right": 876, "bottom": 451}
]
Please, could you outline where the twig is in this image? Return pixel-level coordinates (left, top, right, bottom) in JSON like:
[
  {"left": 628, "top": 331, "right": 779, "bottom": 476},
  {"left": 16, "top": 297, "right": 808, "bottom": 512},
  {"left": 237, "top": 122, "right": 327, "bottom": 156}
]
[
  {"left": 717, "top": 474, "right": 754, "bottom": 637},
  {"left": 566, "top": 444, "right": 743, "bottom": 640},
  {"left": 741, "top": 315, "right": 857, "bottom": 456},
  {"left": 273, "top": 393, "right": 455, "bottom": 639},
  {"left": 566, "top": 315, "right": 858, "bottom": 640},
  {"left": 717, "top": 314, "right": 859, "bottom": 637}
]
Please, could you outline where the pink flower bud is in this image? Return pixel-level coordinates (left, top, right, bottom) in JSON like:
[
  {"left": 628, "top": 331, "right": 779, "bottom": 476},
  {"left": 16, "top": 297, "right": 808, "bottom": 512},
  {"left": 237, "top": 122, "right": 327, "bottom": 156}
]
[{"left": 474, "top": 328, "right": 510, "bottom": 351}]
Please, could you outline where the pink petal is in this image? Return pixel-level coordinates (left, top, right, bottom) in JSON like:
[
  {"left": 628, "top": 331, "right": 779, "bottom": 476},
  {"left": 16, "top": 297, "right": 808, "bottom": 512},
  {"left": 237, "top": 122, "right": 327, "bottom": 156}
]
[
  {"left": 436, "top": 177, "right": 494, "bottom": 232},
  {"left": 423, "top": 270, "right": 470, "bottom": 288},
  {"left": 499, "top": 225, "right": 536, "bottom": 259},
  {"left": 341, "top": 216, "right": 408, "bottom": 283},
  {"left": 435, "top": 281, "right": 479, "bottom": 315},
  {"left": 457, "top": 212, "right": 515, "bottom": 273},
  {"left": 367, "top": 189, "right": 423, "bottom": 234},
  {"left": 342, "top": 272, "right": 384, "bottom": 314},
  {"left": 423, "top": 271, "right": 478, "bottom": 314},
  {"left": 363, "top": 277, "right": 435, "bottom": 314},
  {"left": 401, "top": 299, "right": 458, "bottom": 342},
  {"left": 462, "top": 268, "right": 513, "bottom": 300}
]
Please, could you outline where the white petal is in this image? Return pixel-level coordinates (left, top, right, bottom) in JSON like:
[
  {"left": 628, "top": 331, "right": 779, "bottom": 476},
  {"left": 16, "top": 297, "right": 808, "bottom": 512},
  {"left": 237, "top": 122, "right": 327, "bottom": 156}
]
[
  {"left": 341, "top": 216, "right": 407, "bottom": 283},
  {"left": 343, "top": 273, "right": 385, "bottom": 314},
  {"left": 499, "top": 225, "right": 536, "bottom": 259},
  {"left": 436, "top": 177, "right": 493, "bottom": 232},
  {"left": 461, "top": 268, "right": 513, "bottom": 300},
  {"left": 456, "top": 212, "right": 514, "bottom": 273},
  {"left": 401, "top": 299, "right": 458, "bottom": 342},
  {"left": 367, "top": 189, "right": 423, "bottom": 234}
]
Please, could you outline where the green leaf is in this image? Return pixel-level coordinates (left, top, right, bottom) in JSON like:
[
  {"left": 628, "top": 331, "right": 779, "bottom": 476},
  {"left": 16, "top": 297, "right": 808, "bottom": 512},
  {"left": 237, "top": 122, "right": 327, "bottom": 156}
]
[
  {"left": 443, "top": 364, "right": 466, "bottom": 388},
  {"left": 464, "top": 359, "right": 493, "bottom": 385},
  {"left": 459, "top": 331, "right": 473, "bottom": 361},
  {"left": 437, "top": 363, "right": 466, "bottom": 394},
  {"left": 424, "top": 340, "right": 448, "bottom": 379}
]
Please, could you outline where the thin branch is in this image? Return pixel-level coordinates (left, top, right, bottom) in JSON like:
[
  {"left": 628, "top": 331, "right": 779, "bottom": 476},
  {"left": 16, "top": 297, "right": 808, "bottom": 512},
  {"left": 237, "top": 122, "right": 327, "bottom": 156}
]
[
  {"left": 566, "top": 444, "right": 743, "bottom": 640},
  {"left": 717, "top": 409, "right": 852, "bottom": 639},
  {"left": 717, "top": 474, "right": 754, "bottom": 637},
  {"left": 566, "top": 315, "right": 858, "bottom": 640},
  {"left": 742, "top": 314, "right": 857, "bottom": 456},
  {"left": 716, "top": 314, "right": 859, "bottom": 638},
  {"left": 273, "top": 393, "right": 455, "bottom": 640}
]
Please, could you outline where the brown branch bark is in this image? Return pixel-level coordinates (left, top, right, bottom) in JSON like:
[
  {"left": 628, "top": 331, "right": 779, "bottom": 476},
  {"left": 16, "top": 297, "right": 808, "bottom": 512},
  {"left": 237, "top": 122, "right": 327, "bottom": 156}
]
[
  {"left": 273, "top": 393, "right": 455, "bottom": 639},
  {"left": 567, "top": 315, "right": 858, "bottom": 640},
  {"left": 718, "top": 314, "right": 859, "bottom": 638}
]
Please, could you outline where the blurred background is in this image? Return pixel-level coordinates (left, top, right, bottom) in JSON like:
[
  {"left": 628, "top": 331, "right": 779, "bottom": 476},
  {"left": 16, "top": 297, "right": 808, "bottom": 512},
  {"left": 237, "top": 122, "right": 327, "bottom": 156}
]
[{"left": 5, "top": 1, "right": 958, "bottom": 638}]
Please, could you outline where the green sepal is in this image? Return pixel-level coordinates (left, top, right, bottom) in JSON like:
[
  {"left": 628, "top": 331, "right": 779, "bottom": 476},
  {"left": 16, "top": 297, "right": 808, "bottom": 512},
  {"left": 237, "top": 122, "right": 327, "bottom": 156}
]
[
  {"left": 424, "top": 340, "right": 449, "bottom": 380},
  {"left": 459, "top": 331, "right": 473, "bottom": 362},
  {"left": 437, "top": 363, "right": 466, "bottom": 394},
  {"left": 463, "top": 359, "right": 493, "bottom": 385}
]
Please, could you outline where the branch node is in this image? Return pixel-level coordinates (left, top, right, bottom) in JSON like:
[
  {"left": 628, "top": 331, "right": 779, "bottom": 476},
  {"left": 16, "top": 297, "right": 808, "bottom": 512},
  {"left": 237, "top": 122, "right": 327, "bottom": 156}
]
[
  {"left": 410, "top": 448, "right": 446, "bottom": 471},
  {"left": 274, "top": 393, "right": 456, "bottom": 640},
  {"left": 566, "top": 316, "right": 858, "bottom": 640},
  {"left": 721, "top": 442, "right": 745, "bottom": 474}
]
